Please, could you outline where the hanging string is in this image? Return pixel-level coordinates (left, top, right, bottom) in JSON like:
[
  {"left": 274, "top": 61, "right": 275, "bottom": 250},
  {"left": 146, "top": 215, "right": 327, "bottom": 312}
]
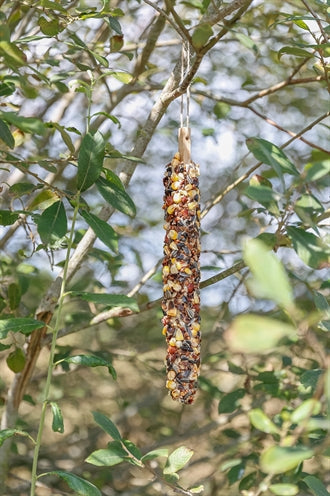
[{"left": 180, "top": 42, "right": 191, "bottom": 129}]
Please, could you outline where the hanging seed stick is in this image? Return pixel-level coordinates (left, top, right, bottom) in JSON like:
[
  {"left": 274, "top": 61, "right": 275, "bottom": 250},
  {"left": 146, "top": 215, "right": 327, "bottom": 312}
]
[{"left": 162, "top": 127, "right": 201, "bottom": 404}]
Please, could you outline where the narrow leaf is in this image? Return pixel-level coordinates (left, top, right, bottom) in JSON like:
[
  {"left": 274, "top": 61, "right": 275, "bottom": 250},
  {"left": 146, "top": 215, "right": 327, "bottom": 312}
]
[
  {"left": 244, "top": 238, "right": 293, "bottom": 310},
  {"left": 92, "top": 411, "right": 122, "bottom": 440},
  {"left": 96, "top": 174, "right": 136, "bottom": 217},
  {"left": 287, "top": 226, "right": 330, "bottom": 269},
  {"left": 80, "top": 210, "right": 118, "bottom": 253},
  {"left": 77, "top": 132, "right": 104, "bottom": 192},
  {"left": 0, "top": 429, "right": 32, "bottom": 447},
  {"left": 36, "top": 201, "right": 67, "bottom": 245},
  {"left": 249, "top": 409, "right": 280, "bottom": 434},
  {"left": 0, "top": 318, "right": 44, "bottom": 339},
  {"left": 218, "top": 389, "right": 245, "bottom": 414},
  {"left": 71, "top": 292, "right": 139, "bottom": 312},
  {"left": 0, "top": 119, "right": 15, "bottom": 148},
  {"left": 246, "top": 137, "right": 299, "bottom": 177},
  {"left": 85, "top": 448, "right": 125, "bottom": 467},
  {"left": 269, "top": 483, "right": 299, "bottom": 495},
  {"left": 0, "top": 210, "right": 19, "bottom": 226},
  {"left": 0, "top": 111, "right": 45, "bottom": 135},
  {"left": 0, "top": 41, "right": 26, "bottom": 69},
  {"left": 278, "top": 46, "right": 313, "bottom": 59},
  {"left": 29, "top": 190, "right": 60, "bottom": 211},
  {"left": 291, "top": 399, "right": 321, "bottom": 424},
  {"left": 260, "top": 446, "right": 313, "bottom": 474},
  {"left": 50, "top": 402, "right": 64, "bottom": 433},
  {"left": 225, "top": 314, "right": 296, "bottom": 353},
  {"left": 59, "top": 354, "right": 116, "bottom": 378},
  {"left": 163, "top": 446, "right": 194, "bottom": 474},
  {"left": 40, "top": 471, "right": 101, "bottom": 496},
  {"left": 303, "top": 475, "right": 330, "bottom": 496},
  {"left": 109, "top": 71, "right": 133, "bottom": 84},
  {"left": 141, "top": 448, "right": 169, "bottom": 462}
]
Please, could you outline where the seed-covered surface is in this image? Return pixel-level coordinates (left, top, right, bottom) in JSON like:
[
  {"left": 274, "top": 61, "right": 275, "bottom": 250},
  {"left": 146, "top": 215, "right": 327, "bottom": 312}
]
[{"left": 162, "top": 152, "right": 201, "bottom": 404}]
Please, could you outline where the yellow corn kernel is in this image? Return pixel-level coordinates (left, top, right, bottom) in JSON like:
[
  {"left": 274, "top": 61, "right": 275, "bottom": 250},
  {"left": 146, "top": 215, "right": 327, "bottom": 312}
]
[
  {"left": 184, "top": 267, "right": 192, "bottom": 275},
  {"left": 191, "top": 322, "right": 200, "bottom": 336},
  {"left": 162, "top": 265, "right": 170, "bottom": 276},
  {"left": 173, "top": 192, "right": 181, "bottom": 203},
  {"left": 193, "top": 293, "right": 200, "bottom": 304},
  {"left": 166, "top": 380, "right": 176, "bottom": 390},
  {"left": 162, "top": 326, "right": 167, "bottom": 335},
  {"left": 167, "top": 370, "right": 176, "bottom": 380},
  {"left": 185, "top": 183, "right": 193, "bottom": 191},
  {"left": 163, "top": 284, "right": 170, "bottom": 292},
  {"left": 188, "top": 201, "right": 198, "bottom": 210},
  {"left": 169, "top": 229, "right": 178, "bottom": 240},
  {"left": 168, "top": 307, "right": 177, "bottom": 317},
  {"left": 171, "top": 173, "right": 179, "bottom": 181},
  {"left": 171, "top": 181, "right": 181, "bottom": 191},
  {"left": 175, "top": 329, "right": 184, "bottom": 341},
  {"left": 191, "top": 338, "right": 200, "bottom": 348},
  {"left": 170, "top": 241, "right": 177, "bottom": 250},
  {"left": 163, "top": 222, "right": 170, "bottom": 230},
  {"left": 167, "top": 204, "right": 177, "bottom": 215},
  {"left": 169, "top": 337, "right": 176, "bottom": 347},
  {"left": 175, "top": 261, "right": 183, "bottom": 270},
  {"left": 188, "top": 189, "right": 198, "bottom": 198}
]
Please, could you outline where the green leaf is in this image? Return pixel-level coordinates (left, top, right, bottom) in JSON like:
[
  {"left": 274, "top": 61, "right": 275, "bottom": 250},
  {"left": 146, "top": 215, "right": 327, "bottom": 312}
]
[
  {"left": 29, "top": 190, "right": 60, "bottom": 211},
  {"left": 123, "top": 439, "right": 143, "bottom": 466},
  {"left": 109, "top": 17, "right": 122, "bottom": 35},
  {"left": 6, "top": 348, "right": 26, "bottom": 373},
  {"left": 0, "top": 81, "right": 16, "bottom": 97},
  {"left": 70, "top": 292, "right": 139, "bottom": 312},
  {"left": 37, "top": 201, "right": 67, "bottom": 245},
  {"left": 304, "top": 159, "right": 330, "bottom": 182},
  {"left": 235, "top": 32, "right": 258, "bottom": 53},
  {"left": 244, "top": 185, "right": 280, "bottom": 215},
  {"left": 0, "top": 119, "right": 15, "bottom": 148},
  {"left": 0, "top": 111, "right": 45, "bottom": 135},
  {"left": 59, "top": 355, "right": 116, "bottom": 379},
  {"left": 246, "top": 137, "right": 299, "bottom": 178},
  {"left": 96, "top": 174, "right": 136, "bottom": 217},
  {"left": 141, "top": 448, "right": 169, "bottom": 462},
  {"left": 287, "top": 226, "right": 330, "bottom": 269},
  {"left": 92, "top": 411, "right": 122, "bottom": 440},
  {"left": 303, "top": 475, "right": 330, "bottom": 496},
  {"left": 163, "top": 446, "right": 194, "bottom": 474},
  {"left": 40, "top": 471, "right": 101, "bottom": 496},
  {"left": 85, "top": 447, "right": 125, "bottom": 467},
  {"left": 38, "top": 16, "right": 61, "bottom": 36},
  {"left": 244, "top": 238, "right": 293, "bottom": 309},
  {"left": 213, "top": 102, "right": 230, "bottom": 119},
  {"left": 294, "top": 194, "right": 324, "bottom": 226},
  {"left": 109, "top": 71, "right": 133, "bottom": 84},
  {"left": 249, "top": 409, "right": 280, "bottom": 434},
  {"left": 269, "top": 483, "right": 299, "bottom": 495},
  {"left": 48, "top": 122, "right": 75, "bottom": 154},
  {"left": 0, "top": 429, "right": 32, "bottom": 447},
  {"left": 8, "top": 282, "right": 21, "bottom": 310},
  {"left": 0, "top": 210, "right": 19, "bottom": 226},
  {"left": 192, "top": 23, "right": 213, "bottom": 49},
  {"left": 300, "top": 369, "right": 323, "bottom": 391},
  {"left": 40, "top": 0, "right": 67, "bottom": 12},
  {"left": 0, "top": 318, "right": 44, "bottom": 339},
  {"left": 291, "top": 399, "right": 321, "bottom": 424},
  {"left": 79, "top": 210, "right": 118, "bottom": 253},
  {"left": 50, "top": 402, "right": 64, "bottom": 433},
  {"left": 77, "top": 132, "right": 105, "bottom": 192},
  {"left": 0, "top": 41, "right": 26, "bottom": 69},
  {"left": 260, "top": 446, "right": 314, "bottom": 474},
  {"left": 278, "top": 46, "right": 313, "bottom": 59},
  {"left": 225, "top": 314, "right": 296, "bottom": 353},
  {"left": 9, "top": 182, "right": 36, "bottom": 197},
  {"left": 218, "top": 389, "right": 245, "bottom": 414}
]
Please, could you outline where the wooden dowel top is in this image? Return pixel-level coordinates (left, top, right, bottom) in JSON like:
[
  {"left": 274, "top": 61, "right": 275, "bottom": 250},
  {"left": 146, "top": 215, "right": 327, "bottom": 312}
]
[{"left": 178, "top": 127, "right": 191, "bottom": 164}]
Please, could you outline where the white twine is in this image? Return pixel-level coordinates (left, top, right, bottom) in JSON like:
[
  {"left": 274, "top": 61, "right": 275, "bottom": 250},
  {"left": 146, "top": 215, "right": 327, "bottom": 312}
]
[{"left": 180, "top": 42, "right": 191, "bottom": 129}]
